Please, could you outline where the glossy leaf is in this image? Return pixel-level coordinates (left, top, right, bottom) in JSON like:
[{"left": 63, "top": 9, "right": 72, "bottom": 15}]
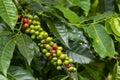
[
  {"left": 0, "top": 37, "right": 15, "bottom": 76},
  {"left": 67, "top": 29, "right": 95, "bottom": 64},
  {"left": 16, "top": 34, "right": 35, "bottom": 65},
  {"left": 0, "top": 0, "right": 18, "bottom": 31},
  {"left": 84, "top": 24, "right": 116, "bottom": 58},
  {"left": 0, "top": 74, "right": 8, "bottom": 80},
  {"left": 47, "top": 19, "right": 69, "bottom": 48},
  {"left": 55, "top": 6, "right": 80, "bottom": 24},
  {"left": 8, "top": 66, "right": 35, "bottom": 80},
  {"left": 67, "top": 0, "right": 90, "bottom": 16},
  {"left": 67, "top": 51, "right": 94, "bottom": 64}
]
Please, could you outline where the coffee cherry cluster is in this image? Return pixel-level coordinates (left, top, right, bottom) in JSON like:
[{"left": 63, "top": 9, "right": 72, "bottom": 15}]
[{"left": 19, "top": 14, "right": 77, "bottom": 72}]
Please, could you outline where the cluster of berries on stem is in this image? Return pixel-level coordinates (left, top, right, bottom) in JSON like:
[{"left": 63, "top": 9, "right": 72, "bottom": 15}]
[{"left": 18, "top": 14, "right": 77, "bottom": 73}]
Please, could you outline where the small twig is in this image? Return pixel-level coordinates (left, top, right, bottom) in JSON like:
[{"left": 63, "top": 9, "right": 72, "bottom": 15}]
[{"left": 14, "top": 0, "right": 19, "bottom": 7}]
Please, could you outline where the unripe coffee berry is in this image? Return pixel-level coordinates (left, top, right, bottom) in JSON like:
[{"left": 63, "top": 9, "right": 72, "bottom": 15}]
[
  {"left": 31, "top": 34, "right": 36, "bottom": 39},
  {"left": 64, "top": 60, "right": 69, "bottom": 65},
  {"left": 35, "top": 31, "right": 39, "bottom": 35},
  {"left": 25, "top": 28, "right": 30, "bottom": 33},
  {"left": 45, "top": 52, "right": 51, "bottom": 57},
  {"left": 42, "top": 49, "right": 47, "bottom": 54},
  {"left": 68, "top": 58, "right": 73, "bottom": 63},
  {"left": 58, "top": 46, "right": 63, "bottom": 51},
  {"left": 59, "top": 54, "right": 66, "bottom": 60},
  {"left": 57, "top": 59, "right": 62, "bottom": 65},
  {"left": 46, "top": 44, "right": 51, "bottom": 50},
  {"left": 30, "top": 29, "right": 35, "bottom": 34},
  {"left": 57, "top": 66, "right": 62, "bottom": 70}
]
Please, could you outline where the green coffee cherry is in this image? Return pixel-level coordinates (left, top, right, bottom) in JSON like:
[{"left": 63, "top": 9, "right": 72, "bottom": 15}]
[
  {"left": 64, "top": 60, "right": 69, "bottom": 65},
  {"left": 27, "top": 14, "right": 33, "bottom": 19},
  {"left": 59, "top": 54, "right": 66, "bottom": 60},
  {"left": 37, "top": 35, "right": 43, "bottom": 39},
  {"left": 38, "top": 28, "right": 43, "bottom": 32},
  {"left": 30, "top": 29, "right": 35, "bottom": 34},
  {"left": 68, "top": 67, "right": 74, "bottom": 72},
  {"left": 32, "top": 20, "right": 37, "bottom": 25},
  {"left": 36, "top": 21, "right": 40, "bottom": 25},
  {"left": 42, "top": 49, "right": 47, "bottom": 54},
  {"left": 40, "top": 40, "right": 45, "bottom": 44},
  {"left": 68, "top": 58, "right": 73, "bottom": 63},
  {"left": 52, "top": 57, "right": 58, "bottom": 61},
  {"left": 58, "top": 46, "right": 63, "bottom": 51},
  {"left": 43, "top": 32, "right": 48, "bottom": 39},
  {"left": 34, "top": 25, "right": 41, "bottom": 30},
  {"left": 25, "top": 28, "right": 30, "bottom": 33},
  {"left": 46, "top": 37, "right": 53, "bottom": 42},
  {"left": 53, "top": 62, "right": 57, "bottom": 65},
  {"left": 45, "top": 52, "right": 51, "bottom": 57},
  {"left": 31, "top": 34, "right": 36, "bottom": 39},
  {"left": 50, "top": 41, "right": 54, "bottom": 46},
  {"left": 45, "top": 44, "right": 51, "bottom": 50},
  {"left": 33, "top": 15, "right": 39, "bottom": 20},
  {"left": 57, "top": 50, "right": 62, "bottom": 56},
  {"left": 35, "top": 31, "right": 39, "bottom": 35},
  {"left": 73, "top": 67, "right": 77, "bottom": 72},
  {"left": 30, "top": 25, "right": 35, "bottom": 29},
  {"left": 57, "top": 59, "right": 62, "bottom": 65},
  {"left": 57, "top": 66, "right": 62, "bottom": 70}
]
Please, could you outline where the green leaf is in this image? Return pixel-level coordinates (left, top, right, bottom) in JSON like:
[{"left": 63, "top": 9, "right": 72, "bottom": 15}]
[
  {"left": 84, "top": 24, "right": 116, "bottom": 58},
  {"left": 47, "top": 19, "right": 69, "bottom": 48},
  {"left": 0, "top": 74, "right": 8, "bottom": 80},
  {"left": 0, "top": 0, "right": 18, "bottom": 31},
  {"left": 81, "top": 62, "right": 105, "bottom": 80},
  {"left": 112, "top": 61, "right": 120, "bottom": 80},
  {"left": 0, "top": 37, "right": 15, "bottom": 76},
  {"left": 55, "top": 6, "right": 80, "bottom": 24},
  {"left": 78, "top": 75, "right": 89, "bottom": 80},
  {"left": 51, "top": 75, "right": 68, "bottom": 80},
  {"left": 67, "top": 51, "right": 94, "bottom": 64},
  {"left": 67, "top": 0, "right": 90, "bottom": 16},
  {"left": 105, "top": 20, "right": 120, "bottom": 43},
  {"left": 105, "top": 20, "right": 113, "bottom": 34},
  {"left": 16, "top": 34, "right": 35, "bottom": 65},
  {"left": 67, "top": 29, "right": 95, "bottom": 64},
  {"left": 93, "top": 12, "right": 114, "bottom": 22},
  {"left": 0, "top": 30, "right": 12, "bottom": 37},
  {"left": 111, "top": 17, "right": 120, "bottom": 37},
  {"left": 8, "top": 66, "right": 35, "bottom": 80}
]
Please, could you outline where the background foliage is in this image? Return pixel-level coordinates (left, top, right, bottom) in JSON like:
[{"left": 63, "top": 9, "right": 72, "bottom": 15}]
[{"left": 0, "top": 0, "right": 120, "bottom": 80}]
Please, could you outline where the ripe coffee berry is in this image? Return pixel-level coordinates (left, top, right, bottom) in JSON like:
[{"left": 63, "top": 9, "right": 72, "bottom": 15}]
[
  {"left": 52, "top": 44, "right": 57, "bottom": 50},
  {"left": 51, "top": 49, "right": 57, "bottom": 54},
  {"left": 23, "top": 18, "right": 29, "bottom": 23},
  {"left": 18, "top": 15, "right": 22, "bottom": 20},
  {"left": 66, "top": 64, "right": 72, "bottom": 68},
  {"left": 23, "top": 23, "right": 29, "bottom": 29}
]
